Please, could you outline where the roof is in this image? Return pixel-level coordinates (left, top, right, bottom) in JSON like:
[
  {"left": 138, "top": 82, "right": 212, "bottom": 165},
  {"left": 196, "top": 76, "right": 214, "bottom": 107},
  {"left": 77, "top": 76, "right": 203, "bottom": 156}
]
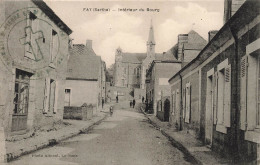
[
  {"left": 168, "top": 0, "right": 260, "bottom": 82},
  {"left": 32, "top": 0, "right": 72, "bottom": 35},
  {"left": 187, "top": 30, "right": 207, "bottom": 45},
  {"left": 67, "top": 45, "right": 101, "bottom": 80},
  {"left": 155, "top": 53, "right": 178, "bottom": 61},
  {"left": 183, "top": 43, "right": 206, "bottom": 50},
  {"left": 148, "top": 20, "right": 156, "bottom": 44},
  {"left": 121, "top": 53, "right": 146, "bottom": 63}
]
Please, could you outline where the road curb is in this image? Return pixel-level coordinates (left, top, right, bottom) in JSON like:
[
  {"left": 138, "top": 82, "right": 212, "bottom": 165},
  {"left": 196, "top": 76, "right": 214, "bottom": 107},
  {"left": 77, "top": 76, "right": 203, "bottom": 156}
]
[
  {"left": 140, "top": 106, "right": 203, "bottom": 165},
  {"left": 6, "top": 112, "right": 109, "bottom": 162}
]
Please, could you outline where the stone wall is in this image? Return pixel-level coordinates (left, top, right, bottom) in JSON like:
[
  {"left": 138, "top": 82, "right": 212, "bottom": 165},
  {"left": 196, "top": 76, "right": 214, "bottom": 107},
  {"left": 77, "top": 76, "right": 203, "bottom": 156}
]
[{"left": 63, "top": 104, "right": 93, "bottom": 120}]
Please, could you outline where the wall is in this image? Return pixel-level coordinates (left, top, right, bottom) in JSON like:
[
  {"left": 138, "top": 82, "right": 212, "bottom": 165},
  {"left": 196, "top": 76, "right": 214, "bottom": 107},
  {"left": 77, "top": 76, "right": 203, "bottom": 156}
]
[
  {"left": 65, "top": 80, "right": 98, "bottom": 107},
  {"left": 63, "top": 105, "right": 93, "bottom": 120},
  {"left": 0, "top": 1, "right": 70, "bottom": 140}
]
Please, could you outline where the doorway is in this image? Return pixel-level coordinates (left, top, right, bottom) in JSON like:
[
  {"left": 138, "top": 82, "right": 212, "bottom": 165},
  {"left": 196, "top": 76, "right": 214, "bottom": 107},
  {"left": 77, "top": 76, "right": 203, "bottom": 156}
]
[
  {"left": 164, "top": 99, "right": 170, "bottom": 121},
  {"left": 205, "top": 74, "right": 214, "bottom": 146}
]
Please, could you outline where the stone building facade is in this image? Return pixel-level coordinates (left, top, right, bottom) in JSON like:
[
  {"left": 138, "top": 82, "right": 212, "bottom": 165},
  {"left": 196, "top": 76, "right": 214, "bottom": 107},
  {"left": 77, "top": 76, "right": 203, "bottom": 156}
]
[
  {"left": 0, "top": 0, "right": 72, "bottom": 140},
  {"left": 169, "top": 0, "right": 259, "bottom": 163},
  {"left": 113, "top": 21, "right": 157, "bottom": 92},
  {"left": 113, "top": 47, "right": 145, "bottom": 88}
]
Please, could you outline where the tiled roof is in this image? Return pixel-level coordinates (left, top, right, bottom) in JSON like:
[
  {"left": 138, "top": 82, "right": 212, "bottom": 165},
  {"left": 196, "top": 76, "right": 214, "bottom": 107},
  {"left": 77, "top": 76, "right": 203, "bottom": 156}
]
[
  {"left": 67, "top": 45, "right": 101, "bottom": 80},
  {"left": 121, "top": 53, "right": 146, "bottom": 63},
  {"left": 187, "top": 30, "right": 207, "bottom": 45}
]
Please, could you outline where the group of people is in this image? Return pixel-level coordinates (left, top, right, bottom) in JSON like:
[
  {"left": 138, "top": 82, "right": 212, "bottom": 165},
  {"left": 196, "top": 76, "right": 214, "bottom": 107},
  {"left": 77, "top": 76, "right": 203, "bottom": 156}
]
[{"left": 130, "top": 99, "right": 136, "bottom": 108}]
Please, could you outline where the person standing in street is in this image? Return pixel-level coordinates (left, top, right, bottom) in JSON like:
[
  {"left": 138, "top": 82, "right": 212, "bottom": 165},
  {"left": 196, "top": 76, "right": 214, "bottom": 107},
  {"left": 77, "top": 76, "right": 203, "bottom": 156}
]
[
  {"left": 133, "top": 99, "right": 136, "bottom": 108},
  {"left": 116, "top": 95, "right": 118, "bottom": 103},
  {"left": 142, "top": 96, "right": 144, "bottom": 103},
  {"left": 102, "top": 97, "right": 104, "bottom": 109}
]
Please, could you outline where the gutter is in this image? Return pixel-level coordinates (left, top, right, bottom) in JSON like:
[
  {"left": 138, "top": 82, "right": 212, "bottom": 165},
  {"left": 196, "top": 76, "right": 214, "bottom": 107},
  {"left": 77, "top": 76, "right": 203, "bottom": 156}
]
[{"left": 228, "top": 24, "right": 240, "bottom": 163}]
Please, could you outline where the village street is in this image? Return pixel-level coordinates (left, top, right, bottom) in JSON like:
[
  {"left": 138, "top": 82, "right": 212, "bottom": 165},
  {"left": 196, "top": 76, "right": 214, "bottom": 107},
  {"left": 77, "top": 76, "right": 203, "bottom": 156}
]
[{"left": 8, "top": 102, "right": 191, "bottom": 165}]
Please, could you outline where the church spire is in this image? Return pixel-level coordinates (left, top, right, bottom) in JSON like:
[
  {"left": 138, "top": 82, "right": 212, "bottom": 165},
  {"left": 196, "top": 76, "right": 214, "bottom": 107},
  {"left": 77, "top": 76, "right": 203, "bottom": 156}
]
[{"left": 147, "top": 19, "right": 155, "bottom": 45}]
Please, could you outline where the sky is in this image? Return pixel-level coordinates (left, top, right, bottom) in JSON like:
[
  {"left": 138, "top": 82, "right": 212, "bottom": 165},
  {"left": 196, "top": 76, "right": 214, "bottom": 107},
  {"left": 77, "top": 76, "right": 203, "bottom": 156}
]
[{"left": 45, "top": 0, "right": 225, "bottom": 67}]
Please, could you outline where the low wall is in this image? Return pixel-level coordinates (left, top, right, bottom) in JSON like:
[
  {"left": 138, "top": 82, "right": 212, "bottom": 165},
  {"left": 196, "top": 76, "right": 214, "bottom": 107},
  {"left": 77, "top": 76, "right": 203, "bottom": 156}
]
[{"left": 63, "top": 104, "right": 93, "bottom": 120}]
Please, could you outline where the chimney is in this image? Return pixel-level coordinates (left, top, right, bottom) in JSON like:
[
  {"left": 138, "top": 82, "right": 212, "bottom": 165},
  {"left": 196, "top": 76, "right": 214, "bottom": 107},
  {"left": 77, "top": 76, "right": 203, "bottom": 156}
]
[
  {"left": 208, "top": 30, "right": 218, "bottom": 42},
  {"left": 86, "top": 40, "right": 92, "bottom": 49},
  {"left": 223, "top": 0, "right": 246, "bottom": 24}
]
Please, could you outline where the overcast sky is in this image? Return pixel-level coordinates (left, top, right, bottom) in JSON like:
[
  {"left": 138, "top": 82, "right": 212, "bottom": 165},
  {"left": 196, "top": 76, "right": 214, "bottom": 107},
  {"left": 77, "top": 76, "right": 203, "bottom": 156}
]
[{"left": 45, "top": 0, "right": 224, "bottom": 67}]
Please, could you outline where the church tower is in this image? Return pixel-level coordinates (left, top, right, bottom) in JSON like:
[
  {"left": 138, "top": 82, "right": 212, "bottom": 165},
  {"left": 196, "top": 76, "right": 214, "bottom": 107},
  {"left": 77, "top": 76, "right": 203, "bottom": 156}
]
[
  {"left": 114, "top": 47, "right": 123, "bottom": 87},
  {"left": 147, "top": 20, "right": 156, "bottom": 58},
  {"left": 141, "top": 20, "right": 156, "bottom": 89}
]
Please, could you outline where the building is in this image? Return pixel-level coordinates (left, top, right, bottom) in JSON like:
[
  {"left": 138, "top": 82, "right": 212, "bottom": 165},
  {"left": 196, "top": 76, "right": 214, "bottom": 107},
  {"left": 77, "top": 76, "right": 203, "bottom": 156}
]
[
  {"left": 113, "top": 21, "right": 158, "bottom": 93},
  {"left": 168, "top": 0, "right": 259, "bottom": 163},
  {"left": 146, "top": 30, "right": 207, "bottom": 117},
  {"left": 0, "top": 0, "right": 72, "bottom": 140},
  {"left": 65, "top": 40, "right": 106, "bottom": 111},
  {"left": 113, "top": 47, "right": 146, "bottom": 88},
  {"left": 145, "top": 53, "right": 181, "bottom": 118}
]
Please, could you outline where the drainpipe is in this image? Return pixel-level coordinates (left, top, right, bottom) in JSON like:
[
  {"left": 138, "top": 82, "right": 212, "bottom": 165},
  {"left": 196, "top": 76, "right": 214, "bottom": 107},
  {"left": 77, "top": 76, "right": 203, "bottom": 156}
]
[
  {"left": 229, "top": 25, "right": 239, "bottom": 163},
  {"left": 179, "top": 73, "right": 183, "bottom": 131}
]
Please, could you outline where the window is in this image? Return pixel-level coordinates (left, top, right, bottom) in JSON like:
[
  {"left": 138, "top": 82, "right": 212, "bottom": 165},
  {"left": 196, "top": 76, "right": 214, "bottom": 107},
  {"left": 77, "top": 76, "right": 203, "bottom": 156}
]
[
  {"left": 24, "top": 12, "right": 37, "bottom": 59},
  {"left": 13, "top": 69, "right": 32, "bottom": 115},
  {"left": 64, "top": 89, "right": 71, "bottom": 106},
  {"left": 50, "top": 29, "right": 58, "bottom": 64},
  {"left": 216, "top": 59, "right": 231, "bottom": 133}
]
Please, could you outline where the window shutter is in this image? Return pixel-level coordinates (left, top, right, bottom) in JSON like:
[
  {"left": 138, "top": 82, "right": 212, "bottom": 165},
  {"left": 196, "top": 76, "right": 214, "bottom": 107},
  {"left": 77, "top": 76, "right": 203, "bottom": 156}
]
[
  {"left": 176, "top": 89, "right": 179, "bottom": 115},
  {"left": 185, "top": 83, "right": 191, "bottom": 123},
  {"left": 213, "top": 72, "right": 218, "bottom": 124},
  {"left": 182, "top": 88, "right": 186, "bottom": 119},
  {"left": 224, "top": 64, "right": 231, "bottom": 127},
  {"left": 53, "top": 81, "right": 58, "bottom": 113},
  {"left": 43, "top": 78, "right": 50, "bottom": 113},
  {"left": 240, "top": 56, "right": 248, "bottom": 130}
]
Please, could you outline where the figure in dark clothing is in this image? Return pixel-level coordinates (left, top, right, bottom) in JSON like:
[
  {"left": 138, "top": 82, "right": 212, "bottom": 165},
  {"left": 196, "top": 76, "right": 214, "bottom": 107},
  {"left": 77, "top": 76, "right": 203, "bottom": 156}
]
[
  {"left": 102, "top": 98, "right": 104, "bottom": 108},
  {"left": 130, "top": 101, "right": 132, "bottom": 108},
  {"left": 142, "top": 96, "right": 144, "bottom": 103},
  {"left": 133, "top": 99, "right": 136, "bottom": 108},
  {"left": 116, "top": 96, "right": 118, "bottom": 103}
]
